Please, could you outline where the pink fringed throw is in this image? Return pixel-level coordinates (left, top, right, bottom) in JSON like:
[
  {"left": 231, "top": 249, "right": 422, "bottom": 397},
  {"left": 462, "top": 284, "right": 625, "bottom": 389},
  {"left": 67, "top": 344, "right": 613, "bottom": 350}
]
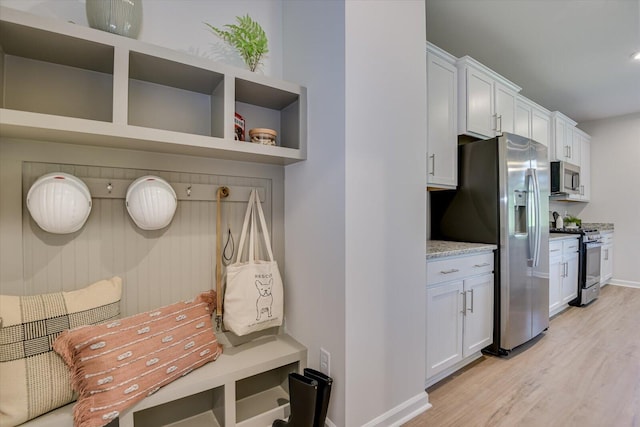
[{"left": 53, "top": 291, "right": 222, "bottom": 427}]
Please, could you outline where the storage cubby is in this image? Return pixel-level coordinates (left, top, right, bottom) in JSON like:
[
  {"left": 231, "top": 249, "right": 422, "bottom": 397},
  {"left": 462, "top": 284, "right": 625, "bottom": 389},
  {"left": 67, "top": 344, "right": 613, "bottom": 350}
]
[
  {"left": 235, "top": 361, "right": 298, "bottom": 425},
  {"left": 128, "top": 52, "right": 225, "bottom": 137},
  {"left": 133, "top": 387, "right": 224, "bottom": 427},
  {"left": 0, "top": 7, "right": 307, "bottom": 165},
  {"left": 235, "top": 78, "right": 301, "bottom": 150},
  {"left": 0, "top": 20, "right": 114, "bottom": 121}
]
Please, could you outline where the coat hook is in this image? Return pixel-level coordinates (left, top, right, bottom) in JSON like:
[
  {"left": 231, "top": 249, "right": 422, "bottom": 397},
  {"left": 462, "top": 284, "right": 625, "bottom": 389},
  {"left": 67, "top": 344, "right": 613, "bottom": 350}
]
[
  {"left": 186, "top": 185, "right": 192, "bottom": 197},
  {"left": 106, "top": 182, "right": 113, "bottom": 193},
  {"left": 218, "top": 186, "right": 230, "bottom": 199}
]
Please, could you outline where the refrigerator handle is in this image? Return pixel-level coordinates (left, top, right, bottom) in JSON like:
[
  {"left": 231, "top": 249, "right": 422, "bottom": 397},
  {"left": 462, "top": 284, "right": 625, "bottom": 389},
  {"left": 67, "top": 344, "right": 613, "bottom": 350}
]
[
  {"left": 526, "top": 168, "right": 542, "bottom": 267},
  {"left": 531, "top": 168, "right": 542, "bottom": 267}
]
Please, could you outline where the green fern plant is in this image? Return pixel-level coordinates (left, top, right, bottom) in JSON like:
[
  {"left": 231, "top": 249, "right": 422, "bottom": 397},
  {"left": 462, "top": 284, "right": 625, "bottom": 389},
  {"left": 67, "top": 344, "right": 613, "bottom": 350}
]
[{"left": 205, "top": 15, "right": 269, "bottom": 72}]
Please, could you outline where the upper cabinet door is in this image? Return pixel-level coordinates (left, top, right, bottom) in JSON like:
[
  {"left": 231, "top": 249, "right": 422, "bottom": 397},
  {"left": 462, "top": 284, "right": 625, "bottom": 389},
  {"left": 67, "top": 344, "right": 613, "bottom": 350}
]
[
  {"left": 578, "top": 131, "right": 590, "bottom": 201},
  {"left": 515, "top": 95, "right": 550, "bottom": 149},
  {"left": 531, "top": 106, "right": 551, "bottom": 147},
  {"left": 427, "top": 45, "right": 458, "bottom": 189},
  {"left": 515, "top": 98, "right": 532, "bottom": 138},
  {"left": 551, "top": 112, "right": 578, "bottom": 165},
  {"left": 494, "top": 82, "right": 516, "bottom": 135},
  {"left": 465, "top": 67, "right": 495, "bottom": 138},
  {"left": 457, "top": 56, "right": 521, "bottom": 139}
]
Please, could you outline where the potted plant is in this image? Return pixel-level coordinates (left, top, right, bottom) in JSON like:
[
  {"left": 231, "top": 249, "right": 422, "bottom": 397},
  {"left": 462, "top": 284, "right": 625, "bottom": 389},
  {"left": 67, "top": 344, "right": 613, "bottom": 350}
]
[
  {"left": 564, "top": 215, "right": 581, "bottom": 229},
  {"left": 205, "top": 15, "right": 268, "bottom": 72}
]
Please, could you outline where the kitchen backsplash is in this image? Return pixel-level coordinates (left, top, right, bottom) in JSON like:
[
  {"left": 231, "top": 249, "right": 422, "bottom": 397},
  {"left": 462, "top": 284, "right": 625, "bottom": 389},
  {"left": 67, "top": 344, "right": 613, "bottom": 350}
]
[{"left": 549, "top": 200, "right": 588, "bottom": 220}]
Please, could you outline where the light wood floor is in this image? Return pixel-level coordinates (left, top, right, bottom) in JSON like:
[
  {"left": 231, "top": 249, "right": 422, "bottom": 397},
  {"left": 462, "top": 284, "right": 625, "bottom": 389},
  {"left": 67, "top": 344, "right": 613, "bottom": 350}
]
[{"left": 405, "top": 284, "right": 640, "bottom": 427}]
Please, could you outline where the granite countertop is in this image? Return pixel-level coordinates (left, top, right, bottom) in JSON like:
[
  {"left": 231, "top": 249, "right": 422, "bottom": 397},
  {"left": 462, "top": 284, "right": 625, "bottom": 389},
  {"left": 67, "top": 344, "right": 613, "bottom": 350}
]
[
  {"left": 427, "top": 240, "right": 497, "bottom": 260},
  {"left": 582, "top": 222, "right": 614, "bottom": 231}
]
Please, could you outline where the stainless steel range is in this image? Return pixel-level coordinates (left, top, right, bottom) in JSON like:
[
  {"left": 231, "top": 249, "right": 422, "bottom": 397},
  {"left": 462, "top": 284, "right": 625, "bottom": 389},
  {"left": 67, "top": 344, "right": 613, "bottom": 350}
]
[{"left": 550, "top": 228, "right": 602, "bottom": 305}]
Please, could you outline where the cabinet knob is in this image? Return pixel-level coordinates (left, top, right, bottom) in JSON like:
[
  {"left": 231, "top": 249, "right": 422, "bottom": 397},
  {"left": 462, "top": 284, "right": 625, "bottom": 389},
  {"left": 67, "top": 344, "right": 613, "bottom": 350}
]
[{"left": 440, "top": 268, "right": 459, "bottom": 274}]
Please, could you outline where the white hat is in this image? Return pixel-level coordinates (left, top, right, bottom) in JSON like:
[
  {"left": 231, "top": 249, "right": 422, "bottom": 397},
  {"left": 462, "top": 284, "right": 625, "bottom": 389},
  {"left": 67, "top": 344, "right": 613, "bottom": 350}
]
[
  {"left": 126, "top": 176, "right": 177, "bottom": 230},
  {"left": 27, "top": 172, "right": 92, "bottom": 234}
]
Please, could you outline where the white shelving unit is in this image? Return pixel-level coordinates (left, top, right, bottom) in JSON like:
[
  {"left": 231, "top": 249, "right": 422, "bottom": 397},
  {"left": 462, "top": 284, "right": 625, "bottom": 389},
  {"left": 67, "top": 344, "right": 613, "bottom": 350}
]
[
  {"left": 22, "top": 335, "right": 306, "bottom": 427},
  {"left": 0, "top": 7, "right": 307, "bottom": 165},
  {"left": 2, "top": 7, "right": 310, "bottom": 427}
]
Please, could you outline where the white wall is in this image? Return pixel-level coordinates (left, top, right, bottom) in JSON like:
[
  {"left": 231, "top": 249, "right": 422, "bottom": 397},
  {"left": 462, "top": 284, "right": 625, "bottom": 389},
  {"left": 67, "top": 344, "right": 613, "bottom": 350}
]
[
  {"left": 0, "top": 0, "right": 283, "bottom": 78},
  {"left": 282, "top": 1, "right": 347, "bottom": 425},
  {"left": 283, "top": 1, "right": 429, "bottom": 425},
  {"left": 577, "top": 113, "right": 640, "bottom": 286},
  {"left": 344, "top": 2, "right": 428, "bottom": 426}
]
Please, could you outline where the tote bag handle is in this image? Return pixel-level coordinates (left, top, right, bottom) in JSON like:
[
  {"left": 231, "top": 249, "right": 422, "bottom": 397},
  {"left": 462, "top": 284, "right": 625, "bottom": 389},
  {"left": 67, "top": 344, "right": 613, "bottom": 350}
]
[{"left": 235, "top": 189, "right": 275, "bottom": 263}]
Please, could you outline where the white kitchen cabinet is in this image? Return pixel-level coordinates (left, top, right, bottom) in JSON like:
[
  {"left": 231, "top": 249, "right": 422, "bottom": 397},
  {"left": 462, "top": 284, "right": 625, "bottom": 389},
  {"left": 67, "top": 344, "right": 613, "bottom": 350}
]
[
  {"left": 600, "top": 231, "right": 614, "bottom": 285},
  {"left": 531, "top": 104, "right": 551, "bottom": 147},
  {"left": 426, "top": 43, "right": 457, "bottom": 189},
  {"left": 551, "top": 127, "right": 591, "bottom": 202},
  {"left": 426, "top": 280, "right": 464, "bottom": 378},
  {"left": 457, "top": 56, "right": 521, "bottom": 139},
  {"left": 515, "top": 97, "right": 532, "bottom": 138},
  {"left": 551, "top": 111, "right": 579, "bottom": 166},
  {"left": 515, "top": 95, "right": 551, "bottom": 147},
  {"left": 562, "top": 251, "right": 579, "bottom": 304},
  {"left": 577, "top": 129, "right": 591, "bottom": 201},
  {"left": 549, "top": 244, "right": 563, "bottom": 315},
  {"left": 494, "top": 82, "right": 516, "bottom": 134},
  {"left": 426, "top": 251, "right": 494, "bottom": 385},
  {"left": 462, "top": 274, "right": 494, "bottom": 356},
  {"left": 549, "top": 237, "right": 579, "bottom": 317}
]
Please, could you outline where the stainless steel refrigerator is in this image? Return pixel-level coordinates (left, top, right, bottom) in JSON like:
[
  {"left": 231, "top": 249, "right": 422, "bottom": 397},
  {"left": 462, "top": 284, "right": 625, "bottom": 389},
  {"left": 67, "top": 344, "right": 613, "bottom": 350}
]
[{"left": 431, "top": 133, "right": 549, "bottom": 355}]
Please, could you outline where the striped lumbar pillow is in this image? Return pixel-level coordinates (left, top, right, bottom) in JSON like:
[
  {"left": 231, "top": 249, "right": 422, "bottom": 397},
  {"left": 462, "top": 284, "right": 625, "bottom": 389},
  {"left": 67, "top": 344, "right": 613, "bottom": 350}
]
[
  {"left": 53, "top": 290, "right": 222, "bottom": 427},
  {"left": 0, "top": 277, "right": 123, "bottom": 426}
]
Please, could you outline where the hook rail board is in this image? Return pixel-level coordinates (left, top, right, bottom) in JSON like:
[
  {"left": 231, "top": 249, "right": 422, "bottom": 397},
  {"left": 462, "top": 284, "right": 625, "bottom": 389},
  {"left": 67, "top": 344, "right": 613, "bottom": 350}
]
[{"left": 83, "top": 178, "right": 265, "bottom": 202}]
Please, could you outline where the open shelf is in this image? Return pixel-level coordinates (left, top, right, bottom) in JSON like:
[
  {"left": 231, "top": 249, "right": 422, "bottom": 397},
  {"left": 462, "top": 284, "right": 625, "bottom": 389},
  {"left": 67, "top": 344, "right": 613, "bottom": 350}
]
[
  {"left": 235, "top": 78, "right": 301, "bottom": 150},
  {"left": 134, "top": 388, "right": 224, "bottom": 427},
  {"left": 128, "top": 52, "right": 225, "bottom": 137},
  {"left": 235, "top": 362, "right": 298, "bottom": 424},
  {"left": 0, "top": 20, "right": 114, "bottom": 122},
  {"left": 0, "top": 7, "right": 306, "bottom": 165}
]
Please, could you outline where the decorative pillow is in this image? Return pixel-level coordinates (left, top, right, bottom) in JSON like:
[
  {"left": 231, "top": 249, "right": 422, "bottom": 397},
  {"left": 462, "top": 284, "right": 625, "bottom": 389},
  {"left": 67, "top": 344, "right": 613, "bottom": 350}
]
[
  {"left": 53, "top": 291, "right": 222, "bottom": 427},
  {"left": 0, "top": 277, "right": 122, "bottom": 427}
]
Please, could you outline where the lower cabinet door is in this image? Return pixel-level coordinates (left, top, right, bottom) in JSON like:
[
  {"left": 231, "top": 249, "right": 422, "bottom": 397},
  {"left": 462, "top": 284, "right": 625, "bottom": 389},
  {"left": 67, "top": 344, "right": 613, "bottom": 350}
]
[
  {"left": 426, "top": 280, "right": 464, "bottom": 378},
  {"left": 462, "top": 274, "right": 494, "bottom": 357},
  {"left": 549, "top": 255, "right": 563, "bottom": 314},
  {"left": 562, "top": 252, "right": 579, "bottom": 304}
]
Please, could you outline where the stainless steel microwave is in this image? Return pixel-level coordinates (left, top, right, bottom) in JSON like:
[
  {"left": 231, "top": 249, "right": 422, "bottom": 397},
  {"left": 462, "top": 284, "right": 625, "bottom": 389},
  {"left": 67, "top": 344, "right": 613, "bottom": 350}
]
[{"left": 551, "top": 161, "right": 580, "bottom": 195}]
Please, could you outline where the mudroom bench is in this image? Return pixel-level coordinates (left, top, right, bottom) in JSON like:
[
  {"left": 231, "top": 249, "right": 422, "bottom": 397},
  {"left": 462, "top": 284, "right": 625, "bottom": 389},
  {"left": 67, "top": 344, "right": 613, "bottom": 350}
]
[{"left": 22, "top": 334, "right": 306, "bottom": 427}]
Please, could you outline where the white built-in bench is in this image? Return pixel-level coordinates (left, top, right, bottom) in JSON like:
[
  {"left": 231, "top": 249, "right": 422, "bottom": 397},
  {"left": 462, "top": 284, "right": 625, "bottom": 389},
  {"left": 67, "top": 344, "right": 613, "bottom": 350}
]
[{"left": 22, "top": 334, "right": 306, "bottom": 427}]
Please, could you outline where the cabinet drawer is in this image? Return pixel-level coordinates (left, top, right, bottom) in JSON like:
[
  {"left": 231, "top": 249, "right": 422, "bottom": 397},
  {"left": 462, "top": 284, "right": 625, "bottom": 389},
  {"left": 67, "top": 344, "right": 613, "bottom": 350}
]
[
  {"left": 563, "top": 238, "right": 579, "bottom": 253},
  {"left": 428, "top": 252, "right": 494, "bottom": 285},
  {"left": 601, "top": 232, "right": 614, "bottom": 245},
  {"left": 549, "top": 241, "right": 562, "bottom": 255}
]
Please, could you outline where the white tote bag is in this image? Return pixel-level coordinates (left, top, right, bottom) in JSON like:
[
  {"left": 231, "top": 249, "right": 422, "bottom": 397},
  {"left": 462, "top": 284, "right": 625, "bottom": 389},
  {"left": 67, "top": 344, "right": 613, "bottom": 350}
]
[{"left": 224, "top": 188, "right": 283, "bottom": 335}]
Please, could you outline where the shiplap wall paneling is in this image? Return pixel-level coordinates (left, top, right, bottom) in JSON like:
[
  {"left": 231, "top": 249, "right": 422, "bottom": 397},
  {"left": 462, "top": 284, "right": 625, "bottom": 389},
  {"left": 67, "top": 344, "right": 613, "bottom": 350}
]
[{"left": 22, "top": 162, "right": 272, "bottom": 317}]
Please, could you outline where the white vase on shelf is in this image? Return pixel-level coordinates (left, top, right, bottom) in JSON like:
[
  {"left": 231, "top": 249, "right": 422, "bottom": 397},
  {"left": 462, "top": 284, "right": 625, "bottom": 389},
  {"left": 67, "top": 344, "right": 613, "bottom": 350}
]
[{"left": 86, "top": 0, "right": 142, "bottom": 39}]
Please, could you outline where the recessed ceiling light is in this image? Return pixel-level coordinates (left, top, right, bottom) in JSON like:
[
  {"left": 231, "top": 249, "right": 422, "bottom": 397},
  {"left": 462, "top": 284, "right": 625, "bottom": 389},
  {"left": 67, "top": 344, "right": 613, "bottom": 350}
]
[{"left": 632, "top": 52, "right": 640, "bottom": 61}]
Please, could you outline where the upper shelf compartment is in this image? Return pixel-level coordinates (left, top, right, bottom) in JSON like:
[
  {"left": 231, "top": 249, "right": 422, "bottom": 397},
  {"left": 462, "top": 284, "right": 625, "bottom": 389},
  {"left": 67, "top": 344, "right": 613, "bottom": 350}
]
[
  {"left": 0, "top": 20, "right": 114, "bottom": 122},
  {"left": 0, "top": 7, "right": 307, "bottom": 165},
  {"left": 128, "top": 51, "right": 225, "bottom": 138},
  {"left": 235, "top": 78, "right": 301, "bottom": 151}
]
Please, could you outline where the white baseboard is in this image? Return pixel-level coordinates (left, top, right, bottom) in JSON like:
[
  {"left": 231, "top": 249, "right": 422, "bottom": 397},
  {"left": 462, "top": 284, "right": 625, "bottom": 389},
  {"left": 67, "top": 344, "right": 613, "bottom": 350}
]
[
  {"left": 609, "top": 279, "right": 640, "bottom": 288},
  {"left": 425, "top": 351, "right": 483, "bottom": 389},
  {"left": 360, "top": 391, "right": 431, "bottom": 427},
  {"left": 325, "top": 418, "right": 337, "bottom": 427}
]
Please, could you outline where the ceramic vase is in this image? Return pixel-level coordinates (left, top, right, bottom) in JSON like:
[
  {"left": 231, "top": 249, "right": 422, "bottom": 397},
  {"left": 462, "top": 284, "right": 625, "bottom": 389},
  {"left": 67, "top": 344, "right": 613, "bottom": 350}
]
[{"left": 86, "top": 0, "right": 142, "bottom": 39}]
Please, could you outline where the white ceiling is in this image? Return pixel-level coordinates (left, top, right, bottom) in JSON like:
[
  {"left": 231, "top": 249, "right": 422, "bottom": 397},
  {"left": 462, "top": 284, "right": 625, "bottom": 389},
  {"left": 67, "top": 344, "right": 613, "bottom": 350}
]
[{"left": 426, "top": 0, "right": 640, "bottom": 124}]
